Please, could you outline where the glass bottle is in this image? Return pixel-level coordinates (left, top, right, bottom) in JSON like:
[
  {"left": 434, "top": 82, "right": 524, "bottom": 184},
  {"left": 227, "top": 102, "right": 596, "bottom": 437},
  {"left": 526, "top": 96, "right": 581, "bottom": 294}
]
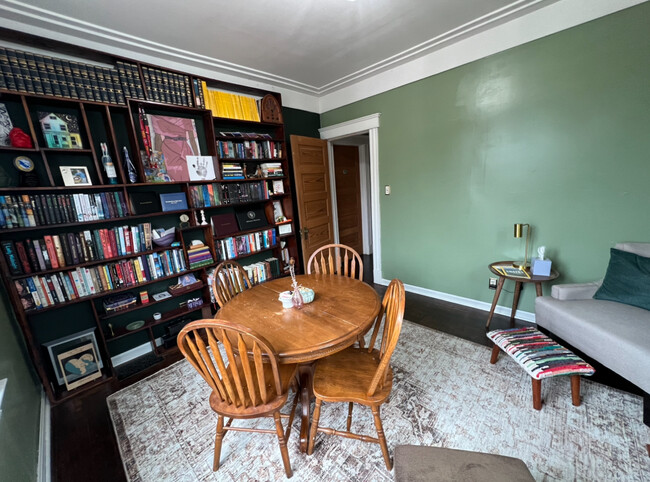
[
  {"left": 100, "top": 142, "right": 118, "bottom": 184},
  {"left": 123, "top": 147, "right": 138, "bottom": 183},
  {"left": 291, "top": 287, "right": 304, "bottom": 309}
]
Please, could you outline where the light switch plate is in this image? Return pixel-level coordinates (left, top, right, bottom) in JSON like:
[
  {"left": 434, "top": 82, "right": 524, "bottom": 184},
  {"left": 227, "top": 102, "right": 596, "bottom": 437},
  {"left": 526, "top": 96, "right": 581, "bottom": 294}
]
[{"left": 385, "top": 185, "right": 391, "bottom": 195}]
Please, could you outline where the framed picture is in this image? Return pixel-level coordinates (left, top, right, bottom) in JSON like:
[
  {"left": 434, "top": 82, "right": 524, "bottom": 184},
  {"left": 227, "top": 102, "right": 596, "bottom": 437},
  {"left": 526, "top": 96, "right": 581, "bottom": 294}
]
[
  {"left": 44, "top": 328, "right": 103, "bottom": 387},
  {"left": 60, "top": 166, "right": 92, "bottom": 186},
  {"left": 186, "top": 155, "right": 218, "bottom": 181},
  {"left": 38, "top": 112, "right": 83, "bottom": 149}
]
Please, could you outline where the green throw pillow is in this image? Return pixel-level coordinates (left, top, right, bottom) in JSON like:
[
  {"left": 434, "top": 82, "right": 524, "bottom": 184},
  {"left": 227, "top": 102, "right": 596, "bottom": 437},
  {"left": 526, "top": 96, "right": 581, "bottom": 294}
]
[{"left": 593, "top": 248, "right": 650, "bottom": 311}]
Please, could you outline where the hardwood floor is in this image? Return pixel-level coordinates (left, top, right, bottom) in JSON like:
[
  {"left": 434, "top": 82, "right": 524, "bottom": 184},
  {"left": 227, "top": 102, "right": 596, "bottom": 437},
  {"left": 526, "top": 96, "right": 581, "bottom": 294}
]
[{"left": 50, "top": 256, "right": 642, "bottom": 481}]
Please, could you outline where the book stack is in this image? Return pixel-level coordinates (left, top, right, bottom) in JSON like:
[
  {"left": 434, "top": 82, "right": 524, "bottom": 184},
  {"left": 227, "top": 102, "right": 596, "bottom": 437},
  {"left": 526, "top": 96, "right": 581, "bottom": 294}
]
[
  {"left": 141, "top": 66, "right": 192, "bottom": 106},
  {"left": 217, "top": 139, "right": 283, "bottom": 159},
  {"left": 188, "top": 181, "right": 270, "bottom": 208},
  {"left": 221, "top": 163, "right": 245, "bottom": 179},
  {"left": 217, "top": 228, "right": 277, "bottom": 260},
  {"left": 13, "top": 248, "right": 187, "bottom": 311},
  {"left": 0, "top": 191, "right": 129, "bottom": 229},
  {"left": 186, "top": 243, "right": 214, "bottom": 269},
  {"left": 0, "top": 47, "right": 146, "bottom": 104},
  {"left": 242, "top": 257, "right": 281, "bottom": 285},
  {"left": 199, "top": 82, "right": 261, "bottom": 121},
  {"left": 260, "top": 162, "right": 283, "bottom": 177},
  {"left": 1, "top": 223, "right": 152, "bottom": 276}
]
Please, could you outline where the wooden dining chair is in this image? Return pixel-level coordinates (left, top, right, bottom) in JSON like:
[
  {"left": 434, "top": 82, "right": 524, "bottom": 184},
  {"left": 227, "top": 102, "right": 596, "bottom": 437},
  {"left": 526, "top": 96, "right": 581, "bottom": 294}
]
[
  {"left": 307, "top": 278, "right": 405, "bottom": 470},
  {"left": 178, "top": 319, "right": 300, "bottom": 478},
  {"left": 212, "top": 261, "right": 252, "bottom": 309},
  {"left": 307, "top": 243, "right": 363, "bottom": 281}
]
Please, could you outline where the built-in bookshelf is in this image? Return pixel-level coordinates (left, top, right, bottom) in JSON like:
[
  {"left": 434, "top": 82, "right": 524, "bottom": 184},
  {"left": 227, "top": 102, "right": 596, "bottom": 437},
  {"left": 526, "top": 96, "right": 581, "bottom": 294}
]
[{"left": 0, "top": 32, "right": 301, "bottom": 404}]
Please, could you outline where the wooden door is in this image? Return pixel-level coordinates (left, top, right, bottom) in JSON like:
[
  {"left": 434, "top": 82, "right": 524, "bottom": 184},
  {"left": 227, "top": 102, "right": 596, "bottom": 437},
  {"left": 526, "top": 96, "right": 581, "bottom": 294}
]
[
  {"left": 333, "top": 145, "right": 363, "bottom": 254},
  {"left": 290, "top": 135, "right": 334, "bottom": 267}
]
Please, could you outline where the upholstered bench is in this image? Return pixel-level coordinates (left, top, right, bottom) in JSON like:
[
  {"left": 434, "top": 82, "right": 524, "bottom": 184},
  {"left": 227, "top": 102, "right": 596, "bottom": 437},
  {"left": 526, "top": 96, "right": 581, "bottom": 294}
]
[{"left": 487, "top": 327, "right": 595, "bottom": 410}]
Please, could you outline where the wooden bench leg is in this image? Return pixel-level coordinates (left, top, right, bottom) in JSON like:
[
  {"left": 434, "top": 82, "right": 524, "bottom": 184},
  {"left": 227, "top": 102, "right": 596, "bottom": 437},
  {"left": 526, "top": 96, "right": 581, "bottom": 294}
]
[
  {"left": 490, "top": 344, "right": 500, "bottom": 364},
  {"left": 532, "top": 379, "right": 542, "bottom": 410},
  {"left": 571, "top": 375, "right": 581, "bottom": 407}
]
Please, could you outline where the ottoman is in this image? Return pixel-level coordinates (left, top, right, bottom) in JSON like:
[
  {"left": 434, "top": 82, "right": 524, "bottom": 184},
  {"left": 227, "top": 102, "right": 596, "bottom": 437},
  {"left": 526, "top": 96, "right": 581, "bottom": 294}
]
[
  {"left": 394, "top": 445, "right": 535, "bottom": 482},
  {"left": 487, "top": 327, "right": 595, "bottom": 410}
]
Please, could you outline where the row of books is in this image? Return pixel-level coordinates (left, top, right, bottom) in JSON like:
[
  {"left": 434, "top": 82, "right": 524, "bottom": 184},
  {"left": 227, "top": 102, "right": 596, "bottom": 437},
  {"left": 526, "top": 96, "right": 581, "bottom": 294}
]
[
  {"left": 14, "top": 248, "right": 187, "bottom": 311},
  {"left": 217, "top": 229, "right": 277, "bottom": 260},
  {"left": 260, "top": 162, "right": 284, "bottom": 177},
  {"left": 187, "top": 243, "right": 214, "bottom": 269},
  {"left": 2, "top": 223, "right": 153, "bottom": 276},
  {"left": 0, "top": 47, "right": 146, "bottom": 104},
  {"left": 188, "top": 181, "right": 271, "bottom": 208},
  {"left": 199, "top": 82, "right": 261, "bottom": 121},
  {"left": 217, "top": 140, "right": 283, "bottom": 159},
  {"left": 243, "top": 257, "right": 281, "bottom": 285},
  {"left": 141, "top": 65, "right": 193, "bottom": 106},
  {"left": 222, "top": 162, "right": 245, "bottom": 179},
  {"left": 0, "top": 191, "right": 129, "bottom": 230}
]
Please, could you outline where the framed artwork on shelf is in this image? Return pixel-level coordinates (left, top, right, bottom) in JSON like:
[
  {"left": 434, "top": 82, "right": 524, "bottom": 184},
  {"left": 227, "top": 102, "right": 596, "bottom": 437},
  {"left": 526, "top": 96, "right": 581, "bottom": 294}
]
[
  {"left": 146, "top": 114, "right": 201, "bottom": 182},
  {"left": 186, "top": 155, "right": 218, "bottom": 181},
  {"left": 43, "top": 328, "right": 104, "bottom": 388},
  {"left": 60, "top": 166, "right": 92, "bottom": 186},
  {"left": 38, "top": 112, "right": 83, "bottom": 149},
  {"left": 0, "top": 103, "right": 13, "bottom": 146}
]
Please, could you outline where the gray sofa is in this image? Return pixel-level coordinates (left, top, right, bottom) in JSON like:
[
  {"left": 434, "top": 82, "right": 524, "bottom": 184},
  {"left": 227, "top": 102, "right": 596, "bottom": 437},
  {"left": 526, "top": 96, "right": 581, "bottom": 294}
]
[{"left": 535, "top": 242, "right": 650, "bottom": 423}]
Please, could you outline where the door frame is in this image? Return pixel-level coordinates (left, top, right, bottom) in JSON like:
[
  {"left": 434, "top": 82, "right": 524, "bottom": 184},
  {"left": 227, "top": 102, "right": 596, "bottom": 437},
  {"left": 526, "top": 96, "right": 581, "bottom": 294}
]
[{"left": 319, "top": 113, "right": 381, "bottom": 283}]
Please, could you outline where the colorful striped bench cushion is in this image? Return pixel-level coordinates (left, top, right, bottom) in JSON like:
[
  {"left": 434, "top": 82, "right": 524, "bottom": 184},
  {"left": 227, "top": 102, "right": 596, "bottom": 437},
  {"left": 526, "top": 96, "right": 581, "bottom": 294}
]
[{"left": 487, "top": 327, "right": 595, "bottom": 380}]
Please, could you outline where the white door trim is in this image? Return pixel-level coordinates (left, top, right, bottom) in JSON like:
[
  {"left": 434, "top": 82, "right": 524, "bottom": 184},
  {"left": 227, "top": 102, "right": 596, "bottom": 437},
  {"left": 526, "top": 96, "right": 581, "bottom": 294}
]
[{"left": 319, "top": 113, "right": 382, "bottom": 282}]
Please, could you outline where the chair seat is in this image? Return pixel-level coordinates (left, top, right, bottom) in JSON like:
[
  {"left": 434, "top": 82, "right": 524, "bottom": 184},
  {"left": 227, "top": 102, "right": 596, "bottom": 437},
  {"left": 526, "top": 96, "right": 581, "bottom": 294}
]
[
  {"left": 312, "top": 347, "right": 393, "bottom": 404},
  {"left": 210, "top": 362, "right": 297, "bottom": 418}
]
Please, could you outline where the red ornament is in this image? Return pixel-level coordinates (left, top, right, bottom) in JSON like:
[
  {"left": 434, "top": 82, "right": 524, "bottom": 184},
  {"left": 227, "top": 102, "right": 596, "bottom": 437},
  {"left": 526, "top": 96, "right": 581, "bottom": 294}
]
[{"left": 9, "top": 128, "right": 33, "bottom": 148}]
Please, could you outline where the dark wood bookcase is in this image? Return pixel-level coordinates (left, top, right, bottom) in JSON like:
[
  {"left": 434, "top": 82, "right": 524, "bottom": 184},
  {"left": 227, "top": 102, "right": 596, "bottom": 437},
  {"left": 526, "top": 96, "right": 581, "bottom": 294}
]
[{"left": 0, "top": 31, "right": 301, "bottom": 404}]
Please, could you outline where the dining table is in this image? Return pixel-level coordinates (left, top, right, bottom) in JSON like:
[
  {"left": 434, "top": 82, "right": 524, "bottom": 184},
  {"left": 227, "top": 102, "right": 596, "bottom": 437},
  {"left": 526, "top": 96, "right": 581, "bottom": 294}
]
[{"left": 216, "top": 273, "right": 381, "bottom": 452}]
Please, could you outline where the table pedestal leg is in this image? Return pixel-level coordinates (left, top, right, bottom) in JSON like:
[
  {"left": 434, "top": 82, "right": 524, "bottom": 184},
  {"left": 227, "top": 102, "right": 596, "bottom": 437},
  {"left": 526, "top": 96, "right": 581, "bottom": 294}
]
[
  {"left": 298, "top": 364, "right": 314, "bottom": 453},
  {"left": 535, "top": 282, "right": 543, "bottom": 297},
  {"left": 510, "top": 281, "right": 523, "bottom": 326},
  {"left": 486, "top": 277, "right": 505, "bottom": 330}
]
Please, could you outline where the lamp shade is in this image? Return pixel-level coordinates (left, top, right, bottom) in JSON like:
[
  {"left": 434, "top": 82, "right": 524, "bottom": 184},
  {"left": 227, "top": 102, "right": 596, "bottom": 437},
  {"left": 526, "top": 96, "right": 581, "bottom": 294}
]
[{"left": 514, "top": 223, "right": 524, "bottom": 238}]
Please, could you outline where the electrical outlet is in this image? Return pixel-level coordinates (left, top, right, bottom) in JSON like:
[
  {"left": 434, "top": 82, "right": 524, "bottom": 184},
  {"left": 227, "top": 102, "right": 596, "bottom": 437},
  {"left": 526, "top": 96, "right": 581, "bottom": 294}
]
[{"left": 488, "top": 277, "right": 498, "bottom": 290}]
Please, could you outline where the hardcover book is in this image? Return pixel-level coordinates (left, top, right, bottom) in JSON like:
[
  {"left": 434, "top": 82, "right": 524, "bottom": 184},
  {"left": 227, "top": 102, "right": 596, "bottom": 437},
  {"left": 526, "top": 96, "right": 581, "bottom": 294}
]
[
  {"left": 234, "top": 206, "right": 268, "bottom": 231},
  {"left": 160, "top": 192, "right": 188, "bottom": 212},
  {"left": 211, "top": 213, "right": 240, "bottom": 238},
  {"left": 130, "top": 191, "right": 161, "bottom": 215}
]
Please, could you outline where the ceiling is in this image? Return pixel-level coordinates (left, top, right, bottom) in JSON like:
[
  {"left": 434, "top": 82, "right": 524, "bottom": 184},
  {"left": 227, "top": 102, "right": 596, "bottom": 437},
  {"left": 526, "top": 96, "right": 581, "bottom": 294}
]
[
  {"left": 1, "top": 0, "right": 561, "bottom": 93},
  {"left": 0, "top": 0, "right": 643, "bottom": 111}
]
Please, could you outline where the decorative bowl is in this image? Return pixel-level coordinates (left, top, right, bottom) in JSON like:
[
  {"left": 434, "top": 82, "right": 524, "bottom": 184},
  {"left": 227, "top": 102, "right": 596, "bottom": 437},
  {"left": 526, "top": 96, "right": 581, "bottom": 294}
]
[
  {"left": 299, "top": 287, "right": 315, "bottom": 304},
  {"left": 152, "top": 227, "right": 176, "bottom": 247}
]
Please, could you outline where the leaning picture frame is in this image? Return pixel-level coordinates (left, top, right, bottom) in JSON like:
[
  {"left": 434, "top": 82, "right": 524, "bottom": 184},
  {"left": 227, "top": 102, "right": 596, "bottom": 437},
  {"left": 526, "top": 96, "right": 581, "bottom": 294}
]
[
  {"left": 60, "top": 165, "right": 92, "bottom": 186},
  {"left": 57, "top": 342, "right": 101, "bottom": 390},
  {"left": 43, "top": 327, "right": 103, "bottom": 387}
]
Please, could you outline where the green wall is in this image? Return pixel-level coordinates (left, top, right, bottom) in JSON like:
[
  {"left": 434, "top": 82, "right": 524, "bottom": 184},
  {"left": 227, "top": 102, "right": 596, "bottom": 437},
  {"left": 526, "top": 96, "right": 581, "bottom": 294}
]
[
  {"left": 320, "top": 4, "right": 650, "bottom": 314},
  {"left": 0, "top": 284, "right": 42, "bottom": 481}
]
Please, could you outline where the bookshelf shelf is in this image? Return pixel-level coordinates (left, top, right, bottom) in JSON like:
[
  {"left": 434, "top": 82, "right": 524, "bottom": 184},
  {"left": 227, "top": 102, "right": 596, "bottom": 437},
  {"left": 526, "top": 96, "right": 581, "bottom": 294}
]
[
  {"left": 99, "top": 282, "right": 204, "bottom": 320},
  {"left": 0, "top": 33, "right": 301, "bottom": 405}
]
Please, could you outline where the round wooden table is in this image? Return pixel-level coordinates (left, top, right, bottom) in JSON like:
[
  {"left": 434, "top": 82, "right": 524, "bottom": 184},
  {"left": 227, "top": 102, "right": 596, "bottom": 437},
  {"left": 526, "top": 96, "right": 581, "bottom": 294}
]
[
  {"left": 485, "top": 261, "right": 559, "bottom": 330},
  {"left": 217, "top": 273, "right": 381, "bottom": 452}
]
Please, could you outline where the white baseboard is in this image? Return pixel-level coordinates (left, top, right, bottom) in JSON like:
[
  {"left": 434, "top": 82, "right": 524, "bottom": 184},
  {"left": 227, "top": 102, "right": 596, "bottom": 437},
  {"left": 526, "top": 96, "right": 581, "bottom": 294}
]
[
  {"left": 38, "top": 390, "right": 51, "bottom": 482},
  {"left": 376, "top": 278, "right": 536, "bottom": 323},
  {"left": 111, "top": 342, "right": 153, "bottom": 367},
  {"left": 111, "top": 338, "right": 166, "bottom": 367}
]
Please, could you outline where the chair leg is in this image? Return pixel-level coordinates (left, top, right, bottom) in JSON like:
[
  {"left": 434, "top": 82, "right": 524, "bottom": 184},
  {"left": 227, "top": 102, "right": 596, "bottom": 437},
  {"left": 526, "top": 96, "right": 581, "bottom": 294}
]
[
  {"left": 274, "top": 411, "right": 293, "bottom": 478},
  {"left": 371, "top": 406, "right": 392, "bottom": 471},
  {"left": 571, "top": 375, "right": 581, "bottom": 407},
  {"left": 213, "top": 415, "right": 225, "bottom": 471},
  {"left": 307, "top": 398, "right": 323, "bottom": 455},
  {"left": 346, "top": 402, "right": 354, "bottom": 432}
]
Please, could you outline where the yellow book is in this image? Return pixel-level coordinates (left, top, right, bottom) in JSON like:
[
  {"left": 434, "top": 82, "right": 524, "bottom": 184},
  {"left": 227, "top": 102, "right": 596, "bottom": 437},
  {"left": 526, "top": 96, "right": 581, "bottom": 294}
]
[
  {"left": 201, "top": 81, "right": 213, "bottom": 115},
  {"left": 214, "top": 91, "right": 226, "bottom": 117},
  {"left": 247, "top": 96, "right": 260, "bottom": 122},
  {"left": 133, "top": 258, "right": 144, "bottom": 283},
  {"left": 234, "top": 94, "right": 246, "bottom": 120}
]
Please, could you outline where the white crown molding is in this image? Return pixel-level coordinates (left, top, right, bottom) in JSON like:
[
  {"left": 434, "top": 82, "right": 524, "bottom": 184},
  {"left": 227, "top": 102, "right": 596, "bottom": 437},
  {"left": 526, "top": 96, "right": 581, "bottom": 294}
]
[
  {"left": 0, "top": 0, "right": 645, "bottom": 113},
  {"left": 318, "top": 0, "right": 647, "bottom": 113}
]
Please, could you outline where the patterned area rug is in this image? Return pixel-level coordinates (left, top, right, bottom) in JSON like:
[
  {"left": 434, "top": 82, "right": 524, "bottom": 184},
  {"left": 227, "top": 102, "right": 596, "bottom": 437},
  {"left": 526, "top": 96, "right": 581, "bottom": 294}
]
[{"left": 107, "top": 321, "right": 650, "bottom": 481}]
